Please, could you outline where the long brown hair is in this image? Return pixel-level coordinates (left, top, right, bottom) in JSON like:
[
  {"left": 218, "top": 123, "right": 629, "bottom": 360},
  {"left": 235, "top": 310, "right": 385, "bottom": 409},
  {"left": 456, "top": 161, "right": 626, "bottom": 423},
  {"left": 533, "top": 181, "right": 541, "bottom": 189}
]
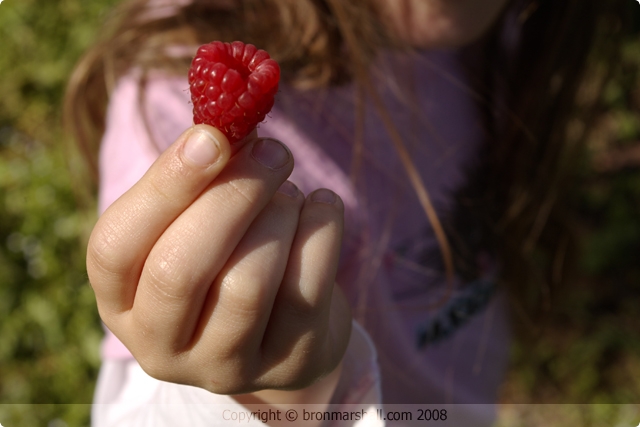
[
  {"left": 460, "top": 0, "right": 630, "bottom": 318},
  {"left": 64, "top": 0, "right": 631, "bottom": 317}
]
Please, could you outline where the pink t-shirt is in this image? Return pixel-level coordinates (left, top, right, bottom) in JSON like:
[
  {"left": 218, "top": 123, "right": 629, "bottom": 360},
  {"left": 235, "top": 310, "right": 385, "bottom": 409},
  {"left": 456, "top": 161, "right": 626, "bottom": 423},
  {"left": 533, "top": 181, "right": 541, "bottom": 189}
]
[{"left": 97, "top": 47, "right": 510, "bottom": 423}]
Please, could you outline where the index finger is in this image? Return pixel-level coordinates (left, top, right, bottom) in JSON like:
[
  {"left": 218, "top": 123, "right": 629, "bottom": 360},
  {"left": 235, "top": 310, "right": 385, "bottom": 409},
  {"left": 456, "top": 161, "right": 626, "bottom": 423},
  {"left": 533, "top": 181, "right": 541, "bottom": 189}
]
[{"left": 87, "top": 124, "right": 232, "bottom": 315}]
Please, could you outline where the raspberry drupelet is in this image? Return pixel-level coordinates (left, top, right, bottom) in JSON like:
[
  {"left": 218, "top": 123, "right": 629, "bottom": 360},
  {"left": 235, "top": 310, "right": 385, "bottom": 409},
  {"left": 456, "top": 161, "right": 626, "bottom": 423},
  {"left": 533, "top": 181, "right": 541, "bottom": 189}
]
[{"left": 188, "top": 41, "right": 280, "bottom": 143}]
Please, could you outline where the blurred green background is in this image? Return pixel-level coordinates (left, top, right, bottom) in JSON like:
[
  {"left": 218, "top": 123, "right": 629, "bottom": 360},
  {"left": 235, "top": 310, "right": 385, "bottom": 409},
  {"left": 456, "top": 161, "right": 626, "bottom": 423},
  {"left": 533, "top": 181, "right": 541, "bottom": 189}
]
[
  {"left": 0, "top": 0, "right": 117, "bottom": 425},
  {"left": 0, "top": 0, "right": 639, "bottom": 426}
]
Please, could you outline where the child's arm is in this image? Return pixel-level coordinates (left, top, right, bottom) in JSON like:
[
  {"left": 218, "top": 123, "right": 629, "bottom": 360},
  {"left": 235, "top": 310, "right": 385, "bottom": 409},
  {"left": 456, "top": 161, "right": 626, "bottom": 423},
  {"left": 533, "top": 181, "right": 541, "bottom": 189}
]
[{"left": 87, "top": 124, "right": 352, "bottom": 403}]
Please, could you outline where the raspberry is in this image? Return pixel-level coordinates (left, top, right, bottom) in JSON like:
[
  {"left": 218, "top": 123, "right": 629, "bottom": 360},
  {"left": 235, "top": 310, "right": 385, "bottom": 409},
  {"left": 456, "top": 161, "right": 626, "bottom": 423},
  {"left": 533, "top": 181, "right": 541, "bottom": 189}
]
[{"left": 188, "top": 41, "right": 280, "bottom": 143}]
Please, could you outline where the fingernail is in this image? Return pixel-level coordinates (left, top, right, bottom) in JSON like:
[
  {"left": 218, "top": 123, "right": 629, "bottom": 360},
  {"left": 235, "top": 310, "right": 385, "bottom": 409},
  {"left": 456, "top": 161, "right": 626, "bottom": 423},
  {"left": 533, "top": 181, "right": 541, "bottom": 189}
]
[
  {"left": 251, "top": 138, "right": 290, "bottom": 170},
  {"left": 310, "top": 189, "right": 337, "bottom": 204},
  {"left": 277, "top": 181, "right": 299, "bottom": 198},
  {"left": 183, "top": 129, "right": 221, "bottom": 167}
]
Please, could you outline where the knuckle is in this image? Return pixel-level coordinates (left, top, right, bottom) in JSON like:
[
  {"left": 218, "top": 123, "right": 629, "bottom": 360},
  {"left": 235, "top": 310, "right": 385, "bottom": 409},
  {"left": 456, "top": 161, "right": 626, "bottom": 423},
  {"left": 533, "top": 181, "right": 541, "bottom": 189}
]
[
  {"left": 137, "top": 355, "right": 176, "bottom": 382},
  {"left": 198, "top": 358, "right": 259, "bottom": 395},
  {"left": 129, "top": 327, "right": 185, "bottom": 380},
  {"left": 87, "top": 221, "right": 130, "bottom": 279},
  {"left": 95, "top": 301, "right": 121, "bottom": 328},
  {"left": 276, "top": 350, "right": 325, "bottom": 390},
  {"left": 282, "top": 291, "right": 328, "bottom": 324},
  {"left": 136, "top": 351, "right": 258, "bottom": 395},
  {"left": 144, "top": 245, "right": 192, "bottom": 300},
  {"left": 261, "top": 320, "right": 329, "bottom": 385},
  {"left": 208, "top": 373, "right": 255, "bottom": 395},
  {"left": 218, "top": 269, "right": 271, "bottom": 312}
]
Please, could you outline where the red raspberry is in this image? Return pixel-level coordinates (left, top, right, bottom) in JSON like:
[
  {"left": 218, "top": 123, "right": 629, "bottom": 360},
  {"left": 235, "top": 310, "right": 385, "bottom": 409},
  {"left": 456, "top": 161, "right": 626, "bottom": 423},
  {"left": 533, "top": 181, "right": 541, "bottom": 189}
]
[{"left": 188, "top": 41, "right": 280, "bottom": 143}]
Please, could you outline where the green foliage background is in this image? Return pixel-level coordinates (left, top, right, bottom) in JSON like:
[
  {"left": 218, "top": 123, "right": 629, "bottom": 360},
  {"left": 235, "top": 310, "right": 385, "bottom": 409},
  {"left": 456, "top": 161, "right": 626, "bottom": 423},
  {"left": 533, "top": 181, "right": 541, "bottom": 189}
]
[
  {"left": 0, "top": 0, "right": 118, "bottom": 425},
  {"left": 0, "top": 0, "right": 639, "bottom": 426}
]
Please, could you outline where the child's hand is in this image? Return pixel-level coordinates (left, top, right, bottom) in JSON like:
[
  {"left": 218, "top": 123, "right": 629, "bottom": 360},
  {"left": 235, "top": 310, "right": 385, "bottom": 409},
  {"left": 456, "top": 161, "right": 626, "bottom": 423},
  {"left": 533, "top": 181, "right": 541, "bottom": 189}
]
[{"left": 87, "top": 125, "right": 352, "bottom": 396}]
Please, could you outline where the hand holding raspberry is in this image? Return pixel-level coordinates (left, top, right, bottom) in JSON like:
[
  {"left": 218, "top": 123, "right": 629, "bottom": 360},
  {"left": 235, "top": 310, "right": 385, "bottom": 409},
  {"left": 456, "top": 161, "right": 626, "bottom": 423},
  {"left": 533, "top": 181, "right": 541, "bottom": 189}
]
[
  {"left": 89, "top": 70, "right": 350, "bottom": 402},
  {"left": 188, "top": 41, "right": 280, "bottom": 143}
]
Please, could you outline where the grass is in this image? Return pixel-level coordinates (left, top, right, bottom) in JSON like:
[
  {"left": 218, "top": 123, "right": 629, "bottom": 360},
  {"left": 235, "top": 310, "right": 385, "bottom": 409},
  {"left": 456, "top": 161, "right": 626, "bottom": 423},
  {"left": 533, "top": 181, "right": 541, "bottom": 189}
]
[{"left": 0, "top": 0, "right": 117, "bottom": 424}]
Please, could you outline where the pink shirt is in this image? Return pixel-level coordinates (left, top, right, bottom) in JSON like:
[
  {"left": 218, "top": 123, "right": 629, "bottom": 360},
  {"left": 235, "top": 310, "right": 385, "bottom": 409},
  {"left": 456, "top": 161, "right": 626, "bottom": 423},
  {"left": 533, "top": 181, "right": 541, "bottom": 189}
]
[{"left": 97, "top": 48, "right": 509, "bottom": 423}]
